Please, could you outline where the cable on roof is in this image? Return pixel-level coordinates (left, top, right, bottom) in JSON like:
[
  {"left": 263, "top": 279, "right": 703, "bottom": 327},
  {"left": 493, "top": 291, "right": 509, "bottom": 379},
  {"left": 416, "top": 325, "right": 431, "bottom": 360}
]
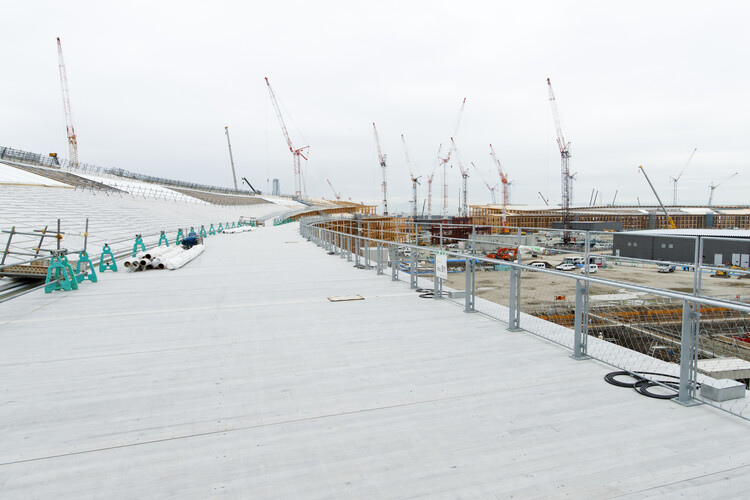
[{"left": 604, "top": 370, "right": 699, "bottom": 400}]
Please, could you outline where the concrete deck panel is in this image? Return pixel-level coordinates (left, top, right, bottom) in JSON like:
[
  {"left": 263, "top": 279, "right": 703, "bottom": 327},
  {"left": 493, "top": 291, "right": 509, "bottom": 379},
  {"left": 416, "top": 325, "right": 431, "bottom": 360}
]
[{"left": 2, "top": 223, "right": 750, "bottom": 498}]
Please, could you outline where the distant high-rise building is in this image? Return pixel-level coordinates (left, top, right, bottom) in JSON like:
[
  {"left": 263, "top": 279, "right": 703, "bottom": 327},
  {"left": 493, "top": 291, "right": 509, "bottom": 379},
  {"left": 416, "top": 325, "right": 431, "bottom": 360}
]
[{"left": 272, "top": 178, "right": 280, "bottom": 196}]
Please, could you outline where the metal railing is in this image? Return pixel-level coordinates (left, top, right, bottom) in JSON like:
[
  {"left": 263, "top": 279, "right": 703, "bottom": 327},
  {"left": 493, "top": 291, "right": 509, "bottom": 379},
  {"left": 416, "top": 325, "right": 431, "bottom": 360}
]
[{"left": 300, "top": 217, "right": 750, "bottom": 421}]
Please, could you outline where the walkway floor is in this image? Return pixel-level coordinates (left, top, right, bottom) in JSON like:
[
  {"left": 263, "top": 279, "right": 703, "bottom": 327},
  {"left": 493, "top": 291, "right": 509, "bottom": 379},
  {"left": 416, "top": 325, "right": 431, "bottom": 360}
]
[{"left": 2, "top": 223, "right": 750, "bottom": 498}]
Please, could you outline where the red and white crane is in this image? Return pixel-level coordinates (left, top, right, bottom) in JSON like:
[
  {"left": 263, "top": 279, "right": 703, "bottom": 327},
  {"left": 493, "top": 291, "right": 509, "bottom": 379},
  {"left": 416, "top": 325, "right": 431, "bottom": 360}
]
[
  {"left": 326, "top": 179, "right": 341, "bottom": 200},
  {"left": 56, "top": 37, "right": 78, "bottom": 169},
  {"left": 372, "top": 123, "right": 388, "bottom": 215},
  {"left": 547, "top": 78, "right": 574, "bottom": 233},
  {"left": 471, "top": 161, "right": 498, "bottom": 205},
  {"left": 265, "top": 77, "right": 308, "bottom": 199},
  {"left": 489, "top": 144, "right": 510, "bottom": 225},
  {"left": 426, "top": 144, "right": 443, "bottom": 216}
]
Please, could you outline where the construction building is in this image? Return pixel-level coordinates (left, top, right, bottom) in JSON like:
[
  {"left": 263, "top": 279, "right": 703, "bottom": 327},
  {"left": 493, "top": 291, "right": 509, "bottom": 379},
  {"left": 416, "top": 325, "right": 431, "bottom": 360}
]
[{"left": 470, "top": 204, "right": 750, "bottom": 232}]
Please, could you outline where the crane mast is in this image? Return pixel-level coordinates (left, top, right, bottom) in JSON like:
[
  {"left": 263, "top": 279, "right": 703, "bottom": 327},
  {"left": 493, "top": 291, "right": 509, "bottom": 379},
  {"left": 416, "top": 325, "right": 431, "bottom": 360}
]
[
  {"left": 402, "top": 134, "right": 420, "bottom": 218},
  {"left": 224, "top": 126, "right": 239, "bottom": 190},
  {"left": 265, "top": 77, "right": 308, "bottom": 199},
  {"left": 372, "top": 123, "right": 388, "bottom": 215},
  {"left": 56, "top": 37, "right": 78, "bottom": 169},
  {"left": 450, "top": 138, "right": 469, "bottom": 217},
  {"left": 547, "top": 78, "right": 573, "bottom": 236},
  {"left": 489, "top": 144, "right": 510, "bottom": 225}
]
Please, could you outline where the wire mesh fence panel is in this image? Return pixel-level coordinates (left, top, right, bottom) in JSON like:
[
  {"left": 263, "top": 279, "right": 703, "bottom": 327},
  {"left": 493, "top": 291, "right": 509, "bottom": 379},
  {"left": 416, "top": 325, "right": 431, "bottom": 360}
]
[{"left": 464, "top": 264, "right": 512, "bottom": 321}]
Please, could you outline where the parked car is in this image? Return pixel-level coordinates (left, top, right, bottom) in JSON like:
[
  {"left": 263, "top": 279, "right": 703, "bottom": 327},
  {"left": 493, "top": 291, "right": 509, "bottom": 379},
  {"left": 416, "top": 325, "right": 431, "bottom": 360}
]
[
  {"left": 556, "top": 263, "right": 576, "bottom": 271},
  {"left": 657, "top": 264, "right": 676, "bottom": 273},
  {"left": 580, "top": 264, "right": 598, "bottom": 274}
]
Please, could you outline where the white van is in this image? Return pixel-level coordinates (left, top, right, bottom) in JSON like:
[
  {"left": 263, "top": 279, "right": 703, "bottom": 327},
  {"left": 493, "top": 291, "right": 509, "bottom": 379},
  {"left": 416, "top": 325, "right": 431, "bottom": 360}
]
[
  {"left": 580, "top": 264, "right": 598, "bottom": 274},
  {"left": 530, "top": 262, "right": 547, "bottom": 270}
]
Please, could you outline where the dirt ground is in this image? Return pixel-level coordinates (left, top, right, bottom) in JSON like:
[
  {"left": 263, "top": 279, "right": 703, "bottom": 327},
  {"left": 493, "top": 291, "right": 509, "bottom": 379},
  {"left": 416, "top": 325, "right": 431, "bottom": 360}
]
[{"left": 443, "top": 254, "right": 750, "bottom": 308}]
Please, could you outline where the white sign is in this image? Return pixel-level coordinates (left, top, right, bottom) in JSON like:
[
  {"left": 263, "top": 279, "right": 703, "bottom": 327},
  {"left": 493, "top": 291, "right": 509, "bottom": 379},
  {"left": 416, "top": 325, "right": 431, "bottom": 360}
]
[{"left": 436, "top": 250, "right": 448, "bottom": 280}]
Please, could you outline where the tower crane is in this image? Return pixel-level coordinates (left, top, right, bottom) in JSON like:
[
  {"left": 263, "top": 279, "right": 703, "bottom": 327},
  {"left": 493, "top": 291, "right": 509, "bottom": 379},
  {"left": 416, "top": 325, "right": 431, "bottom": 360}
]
[
  {"left": 372, "top": 123, "right": 388, "bottom": 215},
  {"left": 489, "top": 144, "right": 511, "bottom": 225},
  {"left": 450, "top": 138, "right": 469, "bottom": 217},
  {"left": 471, "top": 161, "right": 498, "bottom": 204},
  {"left": 402, "top": 134, "right": 420, "bottom": 218},
  {"left": 708, "top": 172, "right": 738, "bottom": 206},
  {"left": 56, "top": 37, "right": 78, "bottom": 169},
  {"left": 638, "top": 165, "right": 677, "bottom": 229},
  {"left": 326, "top": 179, "right": 341, "bottom": 200},
  {"left": 547, "top": 78, "right": 574, "bottom": 238},
  {"left": 670, "top": 147, "right": 697, "bottom": 205},
  {"left": 265, "top": 77, "right": 308, "bottom": 199},
  {"left": 426, "top": 144, "right": 443, "bottom": 216}
]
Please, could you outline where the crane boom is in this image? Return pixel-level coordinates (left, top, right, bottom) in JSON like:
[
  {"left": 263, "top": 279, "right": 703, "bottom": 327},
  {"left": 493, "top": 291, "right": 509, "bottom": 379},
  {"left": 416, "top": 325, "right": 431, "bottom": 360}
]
[
  {"left": 708, "top": 172, "right": 738, "bottom": 206},
  {"left": 224, "top": 126, "right": 239, "bottom": 190},
  {"left": 56, "top": 37, "right": 78, "bottom": 169},
  {"left": 265, "top": 77, "right": 308, "bottom": 199},
  {"left": 471, "top": 161, "right": 498, "bottom": 204},
  {"left": 372, "top": 123, "right": 388, "bottom": 214},
  {"left": 638, "top": 165, "right": 677, "bottom": 229},
  {"left": 326, "top": 179, "right": 341, "bottom": 200},
  {"left": 402, "top": 134, "right": 421, "bottom": 218},
  {"left": 671, "top": 147, "right": 697, "bottom": 205}
]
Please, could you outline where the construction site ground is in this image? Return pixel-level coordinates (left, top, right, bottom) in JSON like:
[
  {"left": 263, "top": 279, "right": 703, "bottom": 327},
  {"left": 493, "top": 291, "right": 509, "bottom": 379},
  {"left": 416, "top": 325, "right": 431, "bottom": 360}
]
[{"left": 444, "top": 253, "right": 750, "bottom": 308}]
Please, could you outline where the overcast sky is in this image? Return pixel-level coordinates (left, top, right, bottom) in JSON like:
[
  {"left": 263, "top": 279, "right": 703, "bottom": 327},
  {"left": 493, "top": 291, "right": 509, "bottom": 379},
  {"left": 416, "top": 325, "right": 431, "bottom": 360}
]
[{"left": 2, "top": 1, "right": 748, "bottom": 213}]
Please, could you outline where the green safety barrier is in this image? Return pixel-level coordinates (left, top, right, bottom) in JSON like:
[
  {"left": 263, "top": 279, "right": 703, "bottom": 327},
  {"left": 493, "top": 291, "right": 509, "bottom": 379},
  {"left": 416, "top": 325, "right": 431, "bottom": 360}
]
[
  {"left": 132, "top": 234, "right": 146, "bottom": 257},
  {"left": 176, "top": 229, "right": 184, "bottom": 245},
  {"left": 200, "top": 225, "right": 207, "bottom": 238},
  {"left": 218, "top": 223, "right": 223, "bottom": 232},
  {"left": 158, "top": 230, "right": 169, "bottom": 247},
  {"left": 209, "top": 224, "right": 216, "bottom": 235},
  {"left": 274, "top": 218, "right": 294, "bottom": 226},
  {"left": 45, "top": 254, "right": 79, "bottom": 293},
  {"left": 99, "top": 244, "right": 117, "bottom": 272},
  {"left": 75, "top": 250, "right": 97, "bottom": 283}
]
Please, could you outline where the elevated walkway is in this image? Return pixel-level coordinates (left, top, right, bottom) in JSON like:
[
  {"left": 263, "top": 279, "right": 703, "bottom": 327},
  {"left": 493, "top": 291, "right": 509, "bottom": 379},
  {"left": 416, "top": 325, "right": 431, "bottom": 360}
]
[{"left": 3, "top": 223, "right": 750, "bottom": 497}]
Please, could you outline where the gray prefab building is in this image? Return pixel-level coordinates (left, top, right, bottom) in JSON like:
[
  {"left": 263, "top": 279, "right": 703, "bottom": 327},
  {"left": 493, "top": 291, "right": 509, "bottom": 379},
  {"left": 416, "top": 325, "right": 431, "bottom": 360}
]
[{"left": 613, "top": 229, "right": 750, "bottom": 266}]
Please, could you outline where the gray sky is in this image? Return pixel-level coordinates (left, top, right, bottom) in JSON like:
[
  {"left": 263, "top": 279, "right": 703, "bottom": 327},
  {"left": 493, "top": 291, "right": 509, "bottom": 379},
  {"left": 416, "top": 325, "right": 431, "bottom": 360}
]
[{"left": 2, "top": 1, "right": 748, "bottom": 213}]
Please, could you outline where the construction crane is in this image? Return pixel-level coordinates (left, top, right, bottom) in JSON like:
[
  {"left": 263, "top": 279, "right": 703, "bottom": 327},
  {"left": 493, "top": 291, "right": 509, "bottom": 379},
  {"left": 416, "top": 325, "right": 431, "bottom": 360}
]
[
  {"left": 326, "top": 179, "right": 341, "bottom": 200},
  {"left": 265, "top": 77, "right": 308, "bottom": 199},
  {"left": 224, "top": 126, "right": 239, "bottom": 190},
  {"left": 471, "top": 162, "right": 498, "bottom": 204},
  {"left": 426, "top": 144, "right": 443, "bottom": 216},
  {"left": 401, "top": 134, "right": 421, "bottom": 218},
  {"left": 450, "top": 138, "right": 469, "bottom": 217},
  {"left": 56, "top": 37, "right": 78, "bottom": 169},
  {"left": 372, "top": 123, "right": 388, "bottom": 215},
  {"left": 489, "top": 144, "right": 511, "bottom": 225},
  {"left": 670, "top": 147, "right": 697, "bottom": 206},
  {"left": 708, "top": 172, "right": 738, "bottom": 206},
  {"left": 638, "top": 165, "right": 677, "bottom": 230},
  {"left": 547, "top": 78, "right": 574, "bottom": 238}
]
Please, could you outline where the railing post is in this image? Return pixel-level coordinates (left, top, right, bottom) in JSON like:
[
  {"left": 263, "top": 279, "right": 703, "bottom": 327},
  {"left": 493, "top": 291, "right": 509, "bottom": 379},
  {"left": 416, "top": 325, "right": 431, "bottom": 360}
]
[
  {"left": 377, "top": 242, "right": 383, "bottom": 275},
  {"left": 571, "top": 279, "right": 590, "bottom": 359},
  {"left": 354, "top": 236, "right": 361, "bottom": 267},
  {"left": 465, "top": 257, "right": 475, "bottom": 312},
  {"left": 507, "top": 264, "right": 521, "bottom": 331},
  {"left": 391, "top": 245, "right": 398, "bottom": 281},
  {"left": 410, "top": 249, "right": 417, "bottom": 289},
  {"left": 364, "top": 237, "right": 371, "bottom": 269},
  {"left": 678, "top": 300, "right": 701, "bottom": 405}
]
